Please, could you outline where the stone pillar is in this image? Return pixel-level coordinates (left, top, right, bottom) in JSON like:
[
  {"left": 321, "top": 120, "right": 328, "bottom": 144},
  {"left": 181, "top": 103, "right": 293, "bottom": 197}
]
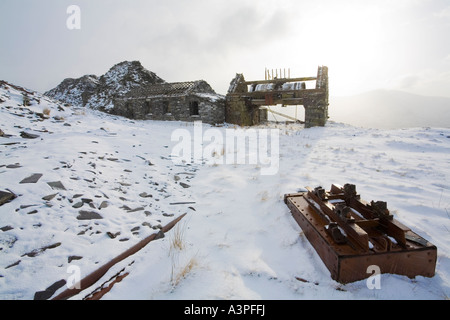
[
  {"left": 226, "top": 97, "right": 257, "bottom": 126},
  {"left": 304, "top": 103, "right": 328, "bottom": 128},
  {"left": 304, "top": 66, "right": 329, "bottom": 128}
]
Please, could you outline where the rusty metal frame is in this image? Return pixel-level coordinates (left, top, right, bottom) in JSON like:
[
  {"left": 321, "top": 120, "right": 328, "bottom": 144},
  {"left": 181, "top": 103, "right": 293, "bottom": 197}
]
[{"left": 284, "top": 184, "right": 437, "bottom": 284}]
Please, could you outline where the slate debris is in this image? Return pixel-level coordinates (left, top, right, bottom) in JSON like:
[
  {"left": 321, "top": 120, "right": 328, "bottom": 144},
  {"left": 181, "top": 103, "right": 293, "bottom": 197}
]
[
  {"left": 0, "top": 226, "right": 14, "bottom": 232},
  {"left": 6, "top": 163, "right": 21, "bottom": 169},
  {"left": 21, "top": 242, "right": 62, "bottom": 258},
  {"left": 42, "top": 193, "right": 58, "bottom": 201},
  {"left": 0, "top": 94, "right": 198, "bottom": 298},
  {"left": 76, "top": 210, "right": 103, "bottom": 220},
  {"left": 107, "top": 231, "right": 121, "bottom": 239},
  {"left": 98, "top": 201, "right": 109, "bottom": 209},
  {"left": 5, "top": 260, "right": 21, "bottom": 269},
  {"left": 179, "top": 182, "right": 191, "bottom": 189},
  {"left": 19, "top": 173, "right": 43, "bottom": 184},
  {"left": 47, "top": 181, "right": 67, "bottom": 190},
  {"left": 20, "top": 131, "right": 40, "bottom": 139},
  {"left": 33, "top": 279, "right": 67, "bottom": 300},
  {"left": 72, "top": 202, "right": 84, "bottom": 209},
  {"left": 0, "top": 190, "right": 16, "bottom": 206},
  {"left": 68, "top": 255, "right": 83, "bottom": 263}
]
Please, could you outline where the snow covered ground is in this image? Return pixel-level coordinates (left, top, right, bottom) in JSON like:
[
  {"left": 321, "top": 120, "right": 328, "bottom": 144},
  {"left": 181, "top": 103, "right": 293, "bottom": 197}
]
[{"left": 1, "top": 81, "right": 449, "bottom": 300}]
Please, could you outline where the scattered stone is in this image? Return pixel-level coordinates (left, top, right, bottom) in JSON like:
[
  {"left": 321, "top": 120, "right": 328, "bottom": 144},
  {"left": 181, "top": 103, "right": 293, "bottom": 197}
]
[
  {"left": 1, "top": 141, "right": 20, "bottom": 146},
  {"left": 155, "top": 230, "right": 165, "bottom": 240},
  {"left": 21, "top": 242, "right": 61, "bottom": 258},
  {"left": 5, "top": 260, "right": 21, "bottom": 269},
  {"left": 0, "top": 226, "right": 13, "bottom": 232},
  {"left": 98, "top": 201, "right": 109, "bottom": 209},
  {"left": 34, "top": 279, "right": 66, "bottom": 300},
  {"left": 77, "top": 210, "right": 103, "bottom": 220},
  {"left": 163, "top": 213, "right": 174, "bottom": 217},
  {"left": 142, "top": 222, "right": 151, "bottom": 228},
  {"left": 20, "top": 131, "right": 40, "bottom": 139},
  {"left": 152, "top": 223, "right": 163, "bottom": 230},
  {"left": 127, "top": 207, "right": 145, "bottom": 213},
  {"left": 107, "top": 231, "right": 121, "bottom": 239},
  {"left": 20, "top": 204, "right": 36, "bottom": 209},
  {"left": 68, "top": 255, "right": 83, "bottom": 263},
  {"left": 20, "top": 173, "right": 43, "bottom": 184},
  {"left": 169, "top": 201, "right": 196, "bottom": 205},
  {"left": 6, "top": 163, "right": 21, "bottom": 169},
  {"left": 47, "top": 181, "right": 66, "bottom": 190},
  {"left": 27, "top": 209, "right": 38, "bottom": 215},
  {"left": 72, "top": 202, "right": 84, "bottom": 209},
  {"left": 139, "top": 192, "right": 152, "bottom": 198},
  {"left": 53, "top": 115, "right": 65, "bottom": 121},
  {"left": 179, "top": 182, "right": 191, "bottom": 188},
  {"left": 0, "top": 128, "right": 13, "bottom": 138},
  {"left": 42, "top": 193, "right": 58, "bottom": 201},
  {"left": 146, "top": 160, "right": 154, "bottom": 166},
  {"left": 0, "top": 190, "right": 16, "bottom": 206},
  {"left": 101, "top": 192, "right": 110, "bottom": 199}
]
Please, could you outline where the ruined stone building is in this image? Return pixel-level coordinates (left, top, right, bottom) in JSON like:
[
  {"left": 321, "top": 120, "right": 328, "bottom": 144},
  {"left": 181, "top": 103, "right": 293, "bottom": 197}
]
[
  {"left": 109, "top": 66, "right": 329, "bottom": 128},
  {"left": 46, "top": 60, "right": 329, "bottom": 128},
  {"left": 225, "top": 66, "right": 329, "bottom": 128},
  {"left": 112, "top": 80, "right": 225, "bottom": 124}
]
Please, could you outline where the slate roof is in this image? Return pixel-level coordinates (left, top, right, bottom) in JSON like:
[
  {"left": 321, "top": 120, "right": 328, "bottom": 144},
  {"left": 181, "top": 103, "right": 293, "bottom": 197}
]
[
  {"left": 142, "top": 81, "right": 199, "bottom": 95},
  {"left": 123, "top": 80, "right": 215, "bottom": 98}
]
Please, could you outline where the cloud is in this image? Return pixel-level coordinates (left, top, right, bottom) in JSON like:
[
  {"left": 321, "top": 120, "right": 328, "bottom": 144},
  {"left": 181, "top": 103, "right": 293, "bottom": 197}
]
[
  {"left": 434, "top": 5, "right": 450, "bottom": 18},
  {"left": 213, "top": 4, "right": 292, "bottom": 50},
  {"left": 2, "top": 0, "right": 450, "bottom": 97}
]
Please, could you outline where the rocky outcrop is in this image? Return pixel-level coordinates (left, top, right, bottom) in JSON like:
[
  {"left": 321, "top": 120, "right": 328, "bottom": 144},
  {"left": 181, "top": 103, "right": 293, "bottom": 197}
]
[
  {"left": 45, "top": 75, "right": 99, "bottom": 107},
  {"left": 46, "top": 61, "right": 225, "bottom": 124},
  {"left": 45, "top": 61, "right": 166, "bottom": 111}
]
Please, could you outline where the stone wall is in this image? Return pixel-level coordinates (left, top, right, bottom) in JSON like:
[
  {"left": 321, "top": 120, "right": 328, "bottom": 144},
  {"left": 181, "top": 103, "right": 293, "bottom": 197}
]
[
  {"left": 113, "top": 94, "right": 225, "bottom": 125},
  {"left": 225, "top": 96, "right": 266, "bottom": 126}
]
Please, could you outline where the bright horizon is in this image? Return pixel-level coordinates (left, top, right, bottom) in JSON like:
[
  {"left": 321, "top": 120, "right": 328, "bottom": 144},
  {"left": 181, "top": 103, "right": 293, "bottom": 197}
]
[{"left": 1, "top": 0, "right": 450, "bottom": 98}]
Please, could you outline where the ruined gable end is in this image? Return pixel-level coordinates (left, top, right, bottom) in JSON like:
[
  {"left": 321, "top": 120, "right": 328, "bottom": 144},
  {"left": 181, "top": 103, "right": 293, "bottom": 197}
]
[{"left": 225, "top": 66, "right": 329, "bottom": 128}]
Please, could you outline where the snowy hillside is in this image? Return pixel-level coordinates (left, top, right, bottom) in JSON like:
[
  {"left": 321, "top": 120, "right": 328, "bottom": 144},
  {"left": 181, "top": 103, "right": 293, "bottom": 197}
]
[{"left": 1, "top": 80, "right": 449, "bottom": 300}]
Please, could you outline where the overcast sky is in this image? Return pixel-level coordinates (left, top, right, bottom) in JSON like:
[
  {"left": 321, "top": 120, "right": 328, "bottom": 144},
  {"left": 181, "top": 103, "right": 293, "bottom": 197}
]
[{"left": 1, "top": 0, "right": 450, "bottom": 97}]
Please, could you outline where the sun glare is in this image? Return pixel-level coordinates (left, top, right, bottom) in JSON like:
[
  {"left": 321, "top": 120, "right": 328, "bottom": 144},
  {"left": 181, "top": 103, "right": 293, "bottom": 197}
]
[{"left": 293, "top": 5, "right": 383, "bottom": 96}]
